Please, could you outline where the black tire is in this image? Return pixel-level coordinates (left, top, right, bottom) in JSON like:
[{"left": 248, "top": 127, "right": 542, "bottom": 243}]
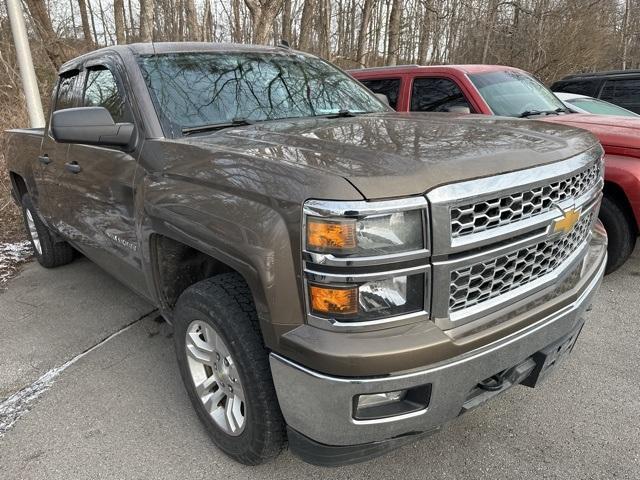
[
  {"left": 599, "top": 196, "right": 637, "bottom": 274},
  {"left": 173, "top": 273, "right": 285, "bottom": 465},
  {"left": 21, "top": 194, "right": 75, "bottom": 268}
]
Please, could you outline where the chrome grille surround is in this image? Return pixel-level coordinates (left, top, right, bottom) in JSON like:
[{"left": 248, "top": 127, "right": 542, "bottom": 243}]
[
  {"left": 428, "top": 145, "right": 604, "bottom": 330},
  {"left": 450, "top": 161, "right": 601, "bottom": 238}
]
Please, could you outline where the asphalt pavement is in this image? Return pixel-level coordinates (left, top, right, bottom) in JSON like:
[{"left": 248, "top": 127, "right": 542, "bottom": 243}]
[{"left": 0, "top": 251, "right": 639, "bottom": 479}]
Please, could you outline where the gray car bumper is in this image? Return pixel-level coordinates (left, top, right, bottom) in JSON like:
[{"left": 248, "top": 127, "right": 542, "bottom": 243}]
[{"left": 270, "top": 243, "right": 606, "bottom": 456}]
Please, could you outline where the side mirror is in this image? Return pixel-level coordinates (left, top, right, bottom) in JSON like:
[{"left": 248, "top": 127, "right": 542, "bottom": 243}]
[
  {"left": 51, "top": 107, "right": 134, "bottom": 146},
  {"left": 445, "top": 105, "right": 471, "bottom": 114},
  {"left": 374, "top": 93, "right": 390, "bottom": 106}
]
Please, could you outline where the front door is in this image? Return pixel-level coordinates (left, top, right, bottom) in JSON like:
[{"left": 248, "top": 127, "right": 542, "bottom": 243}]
[{"left": 59, "top": 61, "right": 147, "bottom": 296}]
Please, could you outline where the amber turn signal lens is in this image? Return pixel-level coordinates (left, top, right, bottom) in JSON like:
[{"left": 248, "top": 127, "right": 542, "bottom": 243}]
[
  {"left": 309, "top": 284, "right": 358, "bottom": 316},
  {"left": 306, "top": 218, "right": 356, "bottom": 252}
]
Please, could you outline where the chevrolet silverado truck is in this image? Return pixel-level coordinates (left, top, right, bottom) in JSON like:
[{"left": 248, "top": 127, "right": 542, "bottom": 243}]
[
  {"left": 351, "top": 64, "right": 639, "bottom": 273},
  {"left": 5, "top": 43, "right": 607, "bottom": 466}
]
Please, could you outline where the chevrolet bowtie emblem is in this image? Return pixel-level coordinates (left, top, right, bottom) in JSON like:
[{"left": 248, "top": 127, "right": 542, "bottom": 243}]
[{"left": 553, "top": 208, "right": 580, "bottom": 234}]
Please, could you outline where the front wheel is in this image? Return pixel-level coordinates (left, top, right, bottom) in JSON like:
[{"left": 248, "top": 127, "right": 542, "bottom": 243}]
[
  {"left": 173, "top": 273, "right": 285, "bottom": 465},
  {"left": 599, "top": 196, "right": 637, "bottom": 274}
]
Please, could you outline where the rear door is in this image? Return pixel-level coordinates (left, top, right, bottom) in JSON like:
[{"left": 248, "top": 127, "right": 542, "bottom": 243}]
[
  {"left": 35, "top": 70, "right": 80, "bottom": 221},
  {"left": 599, "top": 77, "right": 640, "bottom": 113},
  {"left": 60, "top": 58, "right": 147, "bottom": 295}
]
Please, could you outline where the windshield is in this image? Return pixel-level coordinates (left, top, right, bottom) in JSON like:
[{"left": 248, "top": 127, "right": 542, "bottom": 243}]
[
  {"left": 469, "top": 70, "right": 566, "bottom": 117},
  {"left": 138, "top": 52, "right": 386, "bottom": 135},
  {"left": 567, "top": 98, "right": 639, "bottom": 117}
]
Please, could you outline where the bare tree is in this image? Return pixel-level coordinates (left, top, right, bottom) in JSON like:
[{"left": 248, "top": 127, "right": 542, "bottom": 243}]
[
  {"left": 298, "top": 0, "right": 316, "bottom": 51},
  {"left": 282, "top": 0, "right": 292, "bottom": 42},
  {"left": 77, "top": 0, "right": 93, "bottom": 45},
  {"left": 481, "top": 0, "right": 499, "bottom": 64},
  {"left": 139, "top": 0, "right": 154, "bottom": 42},
  {"left": 114, "top": 0, "right": 126, "bottom": 44},
  {"left": 386, "top": 0, "right": 401, "bottom": 65},
  {"left": 621, "top": 0, "right": 631, "bottom": 69},
  {"left": 185, "top": 0, "right": 200, "bottom": 41},
  {"left": 356, "top": 0, "right": 374, "bottom": 66},
  {"left": 23, "top": 0, "right": 67, "bottom": 68},
  {"left": 4, "top": 0, "right": 640, "bottom": 85},
  {"left": 231, "top": 0, "right": 243, "bottom": 42}
]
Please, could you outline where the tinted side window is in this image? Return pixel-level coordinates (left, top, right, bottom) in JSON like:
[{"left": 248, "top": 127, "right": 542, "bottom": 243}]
[
  {"left": 600, "top": 78, "right": 640, "bottom": 112},
  {"left": 83, "top": 67, "right": 132, "bottom": 123},
  {"left": 411, "top": 78, "right": 470, "bottom": 112},
  {"left": 360, "top": 78, "right": 401, "bottom": 110},
  {"left": 54, "top": 71, "right": 79, "bottom": 111},
  {"left": 550, "top": 79, "right": 599, "bottom": 96}
]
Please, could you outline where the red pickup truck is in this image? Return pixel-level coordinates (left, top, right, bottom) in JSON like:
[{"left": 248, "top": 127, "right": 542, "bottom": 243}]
[{"left": 351, "top": 65, "right": 640, "bottom": 273}]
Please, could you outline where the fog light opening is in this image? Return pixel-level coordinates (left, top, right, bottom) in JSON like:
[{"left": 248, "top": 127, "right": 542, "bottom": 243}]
[{"left": 353, "top": 384, "right": 431, "bottom": 421}]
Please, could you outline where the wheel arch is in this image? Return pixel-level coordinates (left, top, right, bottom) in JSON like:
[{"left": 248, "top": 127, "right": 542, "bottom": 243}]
[
  {"left": 603, "top": 180, "right": 638, "bottom": 237},
  {"left": 145, "top": 228, "right": 279, "bottom": 348},
  {"left": 9, "top": 171, "right": 29, "bottom": 205}
]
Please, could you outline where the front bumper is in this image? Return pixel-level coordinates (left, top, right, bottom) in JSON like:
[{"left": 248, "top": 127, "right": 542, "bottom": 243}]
[{"left": 270, "top": 229, "right": 607, "bottom": 464}]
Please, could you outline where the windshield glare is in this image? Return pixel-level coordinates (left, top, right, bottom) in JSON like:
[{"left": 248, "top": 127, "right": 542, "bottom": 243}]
[
  {"left": 138, "top": 52, "right": 385, "bottom": 135},
  {"left": 568, "top": 98, "right": 638, "bottom": 117},
  {"left": 469, "top": 70, "right": 566, "bottom": 117}
]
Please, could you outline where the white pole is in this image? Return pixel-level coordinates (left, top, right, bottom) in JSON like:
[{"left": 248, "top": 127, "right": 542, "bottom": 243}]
[{"left": 5, "top": 0, "right": 45, "bottom": 128}]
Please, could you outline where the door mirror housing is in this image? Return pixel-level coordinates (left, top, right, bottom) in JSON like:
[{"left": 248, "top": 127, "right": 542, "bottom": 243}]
[
  {"left": 51, "top": 107, "right": 134, "bottom": 146},
  {"left": 374, "top": 93, "right": 390, "bottom": 106}
]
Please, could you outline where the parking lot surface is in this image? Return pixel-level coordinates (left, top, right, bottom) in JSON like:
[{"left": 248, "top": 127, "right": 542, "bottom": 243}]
[{"left": 0, "top": 252, "right": 639, "bottom": 480}]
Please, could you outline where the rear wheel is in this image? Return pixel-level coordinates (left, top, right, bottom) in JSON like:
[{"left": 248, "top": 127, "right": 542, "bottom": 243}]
[
  {"left": 21, "top": 194, "right": 74, "bottom": 268},
  {"left": 599, "top": 196, "right": 636, "bottom": 274},
  {"left": 173, "top": 273, "right": 285, "bottom": 465}
]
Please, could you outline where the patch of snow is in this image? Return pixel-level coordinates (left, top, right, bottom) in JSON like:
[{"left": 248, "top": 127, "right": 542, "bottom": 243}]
[{"left": 0, "top": 241, "right": 32, "bottom": 288}]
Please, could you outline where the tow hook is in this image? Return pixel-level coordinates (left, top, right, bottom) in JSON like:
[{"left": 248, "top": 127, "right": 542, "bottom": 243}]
[{"left": 477, "top": 372, "right": 507, "bottom": 392}]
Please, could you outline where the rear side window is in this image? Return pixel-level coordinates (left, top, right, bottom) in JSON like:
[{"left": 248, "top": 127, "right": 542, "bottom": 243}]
[
  {"left": 600, "top": 78, "right": 640, "bottom": 112},
  {"left": 551, "top": 79, "right": 600, "bottom": 97},
  {"left": 360, "top": 78, "right": 401, "bottom": 110},
  {"left": 54, "top": 71, "right": 79, "bottom": 111},
  {"left": 410, "top": 78, "right": 471, "bottom": 112},
  {"left": 83, "top": 67, "right": 132, "bottom": 123}
]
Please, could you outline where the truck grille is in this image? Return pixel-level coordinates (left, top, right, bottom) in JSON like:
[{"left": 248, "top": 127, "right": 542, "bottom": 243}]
[
  {"left": 449, "top": 211, "right": 594, "bottom": 313},
  {"left": 450, "top": 162, "right": 600, "bottom": 238}
]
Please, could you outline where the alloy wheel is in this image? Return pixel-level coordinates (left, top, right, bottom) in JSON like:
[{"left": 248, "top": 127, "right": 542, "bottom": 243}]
[
  {"left": 185, "top": 320, "right": 246, "bottom": 436},
  {"left": 26, "top": 209, "right": 42, "bottom": 255}
]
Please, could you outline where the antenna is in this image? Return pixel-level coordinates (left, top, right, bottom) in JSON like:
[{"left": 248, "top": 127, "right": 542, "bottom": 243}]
[{"left": 278, "top": 39, "right": 291, "bottom": 50}]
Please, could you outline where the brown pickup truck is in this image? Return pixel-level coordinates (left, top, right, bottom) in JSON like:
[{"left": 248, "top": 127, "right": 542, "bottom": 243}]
[{"left": 5, "top": 43, "right": 607, "bottom": 466}]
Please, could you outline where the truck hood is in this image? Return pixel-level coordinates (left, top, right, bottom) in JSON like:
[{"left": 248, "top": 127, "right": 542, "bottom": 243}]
[
  {"left": 179, "top": 113, "right": 598, "bottom": 199},
  {"left": 541, "top": 113, "right": 640, "bottom": 155}
]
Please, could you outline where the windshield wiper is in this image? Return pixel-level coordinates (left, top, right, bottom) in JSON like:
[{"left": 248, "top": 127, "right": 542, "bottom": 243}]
[
  {"left": 182, "top": 118, "right": 254, "bottom": 135},
  {"left": 518, "top": 108, "right": 563, "bottom": 118}
]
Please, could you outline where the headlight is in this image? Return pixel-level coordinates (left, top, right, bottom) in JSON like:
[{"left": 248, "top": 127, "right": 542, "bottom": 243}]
[
  {"left": 308, "top": 273, "right": 425, "bottom": 321},
  {"left": 305, "top": 205, "right": 425, "bottom": 256},
  {"left": 303, "top": 198, "right": 429, "bottom": 327}
]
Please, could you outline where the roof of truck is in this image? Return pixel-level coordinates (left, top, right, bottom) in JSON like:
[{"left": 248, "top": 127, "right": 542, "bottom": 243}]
[
  {"left": 349, "top": 64, "right": 523, "bottom": 75},
  {"left": 59, "top": 42, "right": 304, "bottom": 73}
]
